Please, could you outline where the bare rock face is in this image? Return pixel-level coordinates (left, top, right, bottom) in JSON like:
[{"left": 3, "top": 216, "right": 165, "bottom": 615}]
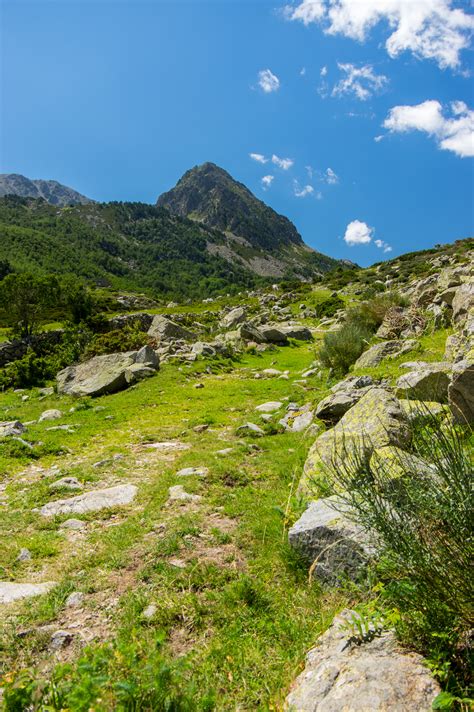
[
  {"left": 396, "top": 363, "right": 452, "bottom": 403},
  {"left": 285, "top": 609, "right": 440, "bottom": 711},
  {"left": 0, "top": 581, "right": 56, "bottom": 604}
]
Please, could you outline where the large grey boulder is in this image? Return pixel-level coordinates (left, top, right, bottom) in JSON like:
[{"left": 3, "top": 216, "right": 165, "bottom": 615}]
[
  {"left": 219, "top": 306, "right": 246, "bottom": 330},
  {"left": 288, "top": 497, "right": 372, "bottom": 583},
  {"left": 57, "top": 349, "right": 159, "bottom": 397},
  {"left": 147, "top": 315, "right": 195, "bottom": 342},
  {"left": 301, "top": 389, "right": 411, "bottom": 495},
  {"left": 37, "top": 484, "right": 137, "bottom": 516},
  {"left": 0, "top": 581, "right": 56, "bottom": 604},
  {"left": 396, "top": 363, "right": 452, "bottom": 403},
  {"left": 279, "top": 324, "right": 313, "bottom": 341},
  {"left": 354, "top": 340, "right": 415, "bottom": 369},
  {"left": 237, "top": 322, "right": 266, "bottom": 343},
  {"left": 448, "top": 359, "right": 474, "bottom": 424},
  {"left": 285, "top": 609, "right": 440, "bottom": 711},
  {"left": 259, "top": 326, "right": 289, "bottom": 344},
  {"left": 316, "top": 388, "right": 371, "bottom": 424}
]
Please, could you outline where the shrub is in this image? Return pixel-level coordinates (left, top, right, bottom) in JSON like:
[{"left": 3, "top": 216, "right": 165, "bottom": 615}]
[
  {"left": 315, "top": 294, "right": 345, "bottom": 319},
  {"left": 82, "top": 325, "right": 149, "bottom": 359},
  {"left": 318, "top": 322, "right": 372, "bottom": 376},
  {"left": 331, "top": 415, "right": 474, "bottom": 699},
  {"left": 345, "top": 292, "right": 409, "bottom": 333}
]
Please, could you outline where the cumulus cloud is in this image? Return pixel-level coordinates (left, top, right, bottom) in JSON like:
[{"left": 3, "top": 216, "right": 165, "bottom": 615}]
[
  {"left": 383, "top": 99, "right": 474, "bottom": 157},
  {"left": 332, "top": 63, "right": 388, "bottom": 100},
  {"left": 293, "top": 180, "right": 315, "bottom": 197},
  {"left": 284, "top": 0, "right": 474, "bottom": 69},
  {"left": 375, "top": 238, "right": 392, "bottom": 253},
  {"left": 272, "top": 154, "right": 294, "bottom": 170},
  {"left": 324, "top": 167, "right": 339, "bottom": 184},
  {"left": 258, "top": 69, "right": 280, "bottom": 93},
  {"left": 344, "top": 219, "right": 374, "bottom": 246},
  {"left": 261, "top": 175, "right": 274, "bottom": 190},
  {"left": 249, "top": 152, "right": 268, "bottom": 164}
]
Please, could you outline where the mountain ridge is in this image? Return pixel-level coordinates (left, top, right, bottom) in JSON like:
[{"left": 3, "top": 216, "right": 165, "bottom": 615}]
[{"left": 0, "top": 174, "right": 93, "bottom": 207}]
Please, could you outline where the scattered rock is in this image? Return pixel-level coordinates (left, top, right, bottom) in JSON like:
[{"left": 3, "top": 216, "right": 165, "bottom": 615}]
[
  {"left": 285, "top": 609, "right": 440, "bottom": 711},
  {"left": 0, "top": 581, "right": 56, "bottom": 604},
  {"left": 288, "top": 497, "right": 372, "bottom": 583},
  {"left": 142, "top": 604, "right": 157, "bottom": 619},
  {"left": 38, "top": 409, "right": 63, "bottom": 422},
  {"left": 59, "top": 518, "right": 86, "bottom": 530},
  {"left": 17, "top": 548, "right": 32, "bottom": 562},
  {"left": 354, "top": 340, "right": 410, "bottom": 369},
  {"left": 65, "top": 591, "right": 84, "bottom": 607},
  {"left": 168, "top": 485, "right": 202, "bottom": 503},
  {"left": 50, "top": 629, "right": 73, "bottom": 650},
  {"left": 259, "top": 326, "right": 288, "bottom": 344},
  {"left": 396, "top": 363, "right": 451, "bottom": 403},
  {"left": 0, "top": 421, "right": 26, "bottom": 438},
  {"left": 37, "top": 484, "right": 138, "bottom": 516},
  {"left": 147, "top": 315, "right": 195, "bottom": 342},
  {"left": 49, "top": 477, "right": 83, "bottom": 491},
  {"left": 279, "top": 325, "right": 313, "bottom": 341},
  {"left": 236, "top": 422, "right": 265, "bottom": 437},
  {"left": 219, "top": 306, "right": 246, "bottom": 330},
  {"left": 279, "top": 404, "right": 314, "bottom": 432},
  {"left": 143, "top": 441, "right": 189, "bottom": 451},
  {"left": 255, "top": 401, "right": 283, "bottom": 413},
  {"left": 176, "top": 467, "right": 208, "bottom": 477},
  {"left": 452, "top": 282, "right": 474, "bottom": 325}
]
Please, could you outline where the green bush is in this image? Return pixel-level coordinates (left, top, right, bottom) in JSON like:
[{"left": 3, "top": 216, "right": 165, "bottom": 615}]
[
  {"left": 315, "top": 294, "right": 345, "bottom": 319},
  {"left": 345, "top": 292, "right": 409, "bottom": 333},
  {"left": 318, "top": 322, "right": 372, "bottom": 376},
  {"left": 331, "top": 416, "right": 474, "bottom": 700},
  {"left": 83, "top": 325, "right": 149, "bottom": 359}
]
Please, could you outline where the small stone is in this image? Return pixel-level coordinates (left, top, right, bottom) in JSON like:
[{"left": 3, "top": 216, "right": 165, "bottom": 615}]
[
  {"left": 38, "top": 484, "right": 137, "bottom": 517},
  {"left": 17, "top": 548, "right": 32, "bottom": 562},
  {"left": 194, "top": 383, "right": 204, "bottom": 389},
  {"left": 193, "top": 424, "right": 209, "bottom": 433},
  {"left": 168, "top": 485, "right": 202, "bottom": 503},
  {"left": 39, "top": 409, "right": 63, "bottom": 422},
  {"left": 169, "top": 558, "right": 187, "bottom": 568},
  {"left": 59, "top": 518, "right": 86, "bottom": 530},
  {"left": 255, "top": 401, "right": 283, "bottom": 413},
  {"left": 216, "top": 448, "right": 233, "bottom": 456},
  {"left": 236, "top": 422, "right": 265, "bottom": 437},
  {"left": 65, "top": 591, "right": 84, "bottom": 607},
  {"left": 176, "top": 467, "right": 209, "bottom": 477},
  {"left": 49, "top": 477, "right": 83, "bottom": 491},
  {"left": 50, "top": 629, "right": 73, "bottom": 650},
  {"left": 142, "top": 604, "right": 157, "bottom": 619}
]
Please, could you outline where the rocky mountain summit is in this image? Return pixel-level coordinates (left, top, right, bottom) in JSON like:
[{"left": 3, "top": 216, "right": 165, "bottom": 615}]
[{"left": 0, "top": 173, "right": 92, "bottom": 206}]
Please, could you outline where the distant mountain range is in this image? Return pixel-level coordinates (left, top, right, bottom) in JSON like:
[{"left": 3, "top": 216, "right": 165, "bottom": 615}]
[
  {"left": 0, "top": 164, "right": 349, "bottom": 297},
  {"left": 0, "top": 174, "right": 92, "bottom": 206}
]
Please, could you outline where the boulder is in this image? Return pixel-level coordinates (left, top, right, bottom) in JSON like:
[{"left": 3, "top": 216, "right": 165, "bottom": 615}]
[
  {"left": 255, "top": 401, "right": 283, "bottom": 413},
  {"left": 259, "top": 326, "right": 288, "bottom": 344},
  {"left": 354, "top": 340, "right": 416, "bottom": 369},
  {"left": 448, "top": 359, "right": 474, "bottom": 424},
  {"left": 331, "top": 375, "right": 374, "bottom": 393},
  {"left": 301, "top": 389, "right": 411, "bottom": 495},
  {"left": 370, "top": 446, "right": 435, "bottom": 485},
  {"left": 0, "top": 421, "right": 26, "bottom": 437},
  {"left": 39, "top": 409, "right": 63, "bottom": 422},
  {"left": 316, "top": 388, "right": 372, "bottom": 424},
  {"left": 236, "top": 422, "right": 265, "bottom": 437},
  {"left": 37, "top": 483, "right": 137, "bottom": 516},
  {"left": 0, "top": 581, "right": 56, "bottom": 604},
  {"left": 191, "top": 342, "right": 216, "bottom": 356},
  {"left": 285, "top": 609, "right": 440, "bottom": 711},
  {"left": 147, "top": 315, "right": 195, "bottom": 342},
  {"left": 57, "top": 350, "right": 159, "bottom": 397},
  {"left": 237, "top": 323, "right": 266, "bottom": 343},
  {"left": 219, "top": 306, "right": 246, "bottom": 330},
  {"left": 396, "top": 363, "right": 451, "bottom": 403},
  {"left": 452, "top": 282, "right": 474, "bottom": 325},
  {"left": 399, "top": 399, "right": 447, "bottom": 423},
  {"left": 279, "top": 324, "right": 313, "bottom": 341},
  {"left": 134, "top": 344, "right": 159, "bottom": 368},
  {"left": 288, "top": 497, "right": 372, "bottom": 583},
  {"left": 49, "top": 477, "right": 83, "bottom": 491},
  {"left": 279, "top": 404, "right": 314, "bottom": 432}
]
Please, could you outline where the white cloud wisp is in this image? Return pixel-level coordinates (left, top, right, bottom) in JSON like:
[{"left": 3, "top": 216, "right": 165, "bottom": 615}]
[
  {"left": 332, "top": 63, "right": 388, "bottom": 101},
  {"left": 258, "top": 69, "right": 280, "bottom": 93}
]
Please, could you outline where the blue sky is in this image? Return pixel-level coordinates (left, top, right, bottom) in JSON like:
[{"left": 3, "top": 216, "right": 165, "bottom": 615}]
[{"left": 2, "top": 0, "right": 473, "bottom": 265}]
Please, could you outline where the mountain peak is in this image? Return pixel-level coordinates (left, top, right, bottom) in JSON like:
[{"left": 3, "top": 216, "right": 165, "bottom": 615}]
[
  {"left": 0, "top": 174, "right": 93, "bottom": 206},
  {"left": 157, "top": 162, "right": 304, "bottom": 252}
]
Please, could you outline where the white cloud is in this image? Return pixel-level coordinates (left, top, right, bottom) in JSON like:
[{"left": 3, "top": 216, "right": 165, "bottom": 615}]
[
  {"left": 249, "top": 152, "right": 268, "bottom": 164},
  {"left": 344, "top": 219, "right": 374, "bottom": 246},
  {"left": 383, "top": 99, "right": 474, "bottom": 157},
  {"left": 284, "top": 0, "right": 474, "bottom": 70},
  {"left": 261, "top": 175, "right": 274, "bottom": 190},
  {"left": 374, "top": 135, "right": 384, "bottom": 143},
  {"left": 324, "top": 167, "right": 339, "bottom": 184},
  {"left": 300, "top": 66, "right": 306, "bottom": 76},
  {"left": 258, "top": 69, "right": 280, "bottom": 93},
  {"left": 332, "top": 63, "right": 388, "bottom": 100},
  {"left": 375, "top": 238, "right": 392, "bottom": 253},
  {"left": 294, "top": 180, "right": 315, "bottom": 197},
  {"left": 320, "top": 65, "right": 328, "bottom": 76},
  {"left": 305, "top": 165, "right": 314, "bottom": 179},
  {"left": 272, "top": 154, "right": 294, "bottom": 170}
]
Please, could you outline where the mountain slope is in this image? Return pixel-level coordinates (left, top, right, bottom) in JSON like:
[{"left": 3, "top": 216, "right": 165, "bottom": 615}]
[
  {"left": 157, "top": 162, "right": 338, "bottom": 277},
  {"left": 0, "top": 174, "right": 92, "bottom": 206}
]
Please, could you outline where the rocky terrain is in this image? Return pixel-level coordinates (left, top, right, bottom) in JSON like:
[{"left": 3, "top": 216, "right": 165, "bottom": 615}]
[{"left": 0, "top": 237, "right": 472, "bottom": 709}]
